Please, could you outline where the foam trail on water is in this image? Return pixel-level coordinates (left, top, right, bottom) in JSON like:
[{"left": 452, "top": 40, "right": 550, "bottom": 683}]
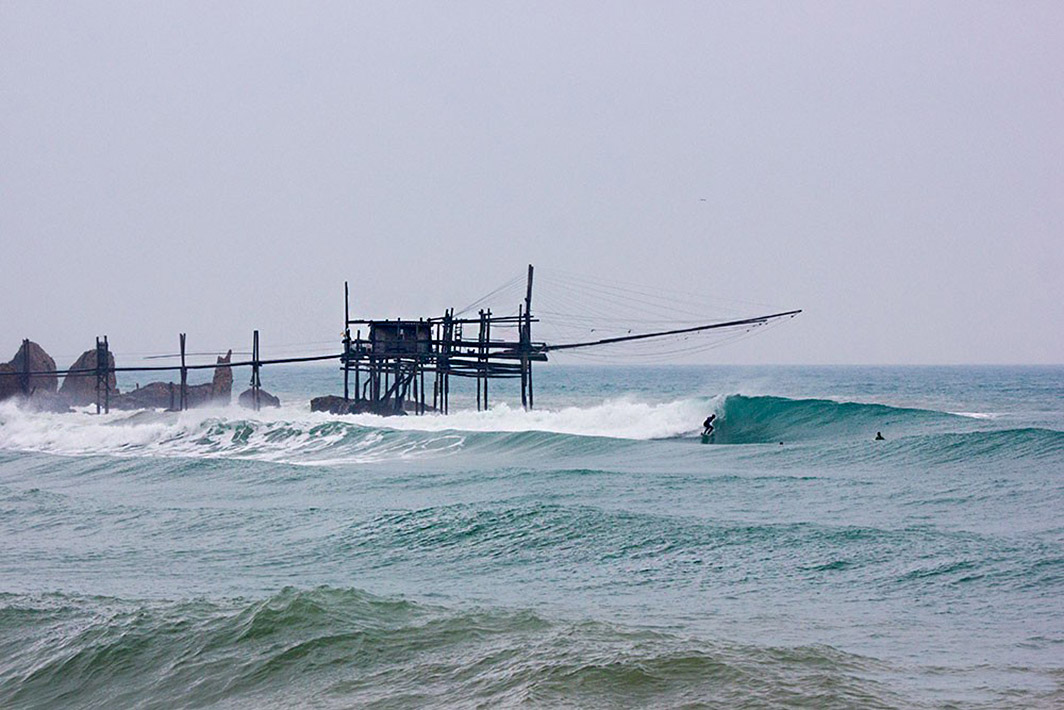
[
  {"left": 337, "top": 397, "right": 712, "bottom": 439},
  {"left": 0, "top": 397, "right": 711, "bottom": 465},
  {"left": 2, "top": 395, "right": 1041, "bottom": 465}
]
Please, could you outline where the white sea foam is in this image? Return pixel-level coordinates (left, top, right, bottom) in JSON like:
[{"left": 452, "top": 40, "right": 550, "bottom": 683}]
[
  {"left": 0, "top": 396, "right": 715, "bottom": 465},
  {"left": 336, "top": 396, "right": 712, "bottom": 440}
]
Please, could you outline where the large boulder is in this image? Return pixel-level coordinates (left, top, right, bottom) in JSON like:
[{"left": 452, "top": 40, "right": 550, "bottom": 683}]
[
  {"left": 309, "top": 395, "right": 412, "bottom": 416},
  {"left": 59, "top": 349, "right": 118, "bottom": 406},
  {"left": 211, "top": 350, "right": 232, "bottom": 404},
  {"left": 0, "top": 341, "right": 57, "bottom": 401},
  {"left": 311, "top": 395, "right": 354, "bottom": 414},
  {"left": 239, "top": 387, "right": 280, "bottom": 409},
  {"left": 109, "top": 350, "right": 232, "bottom": 410},
  {"left": 110, "top": 381, "right": 178, "bottom": 410}
]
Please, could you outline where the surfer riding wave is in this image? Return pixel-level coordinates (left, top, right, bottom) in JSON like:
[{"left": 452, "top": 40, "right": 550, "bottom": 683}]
[{"left": 702, "top": 414, "right": 716, "bottom": 437}]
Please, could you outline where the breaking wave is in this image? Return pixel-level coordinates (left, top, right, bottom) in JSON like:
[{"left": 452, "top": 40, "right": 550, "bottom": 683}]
[{"left": 0, "top": 395, "right": 1059, "bottom": 465}]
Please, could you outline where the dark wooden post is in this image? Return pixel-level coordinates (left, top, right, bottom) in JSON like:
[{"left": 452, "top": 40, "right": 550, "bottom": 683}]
[
  {"left": 354, "top": 329, "right": 361, "bottom": 404},
  {"left": 343, "top": 281, "right": 351, "bottom": 402},
  {"left": 105, "top": 336, "right": 111, "bottom": 413},
  {"left": 251, "top": 330, "right": 261, "bottom": 411},
  {"left": 484, "top": 308, "right": 491, "bottom": 410},
  {"left": 179, "top": 333, "right": 187, "bottom": 411},
  {"left": 94, "top": 337, "right": 103, "bottom": 414},
  {"left": 445, "top": 309, "right": 452, "bottom": 414},
  {"left": 476, "top": 309, "right": 484, "bottom": 411},
  {"left": 98, "top": 335, "right": 110, "bottom": 414},
  {"left": 19, "top": 338, "right": 30, "bottom": 397},
  {"left": 519, "top": 304, "right": 527, "bottom": 409},
  {"left": 525, "top": 264, "right": 534, "bottom": 409}
]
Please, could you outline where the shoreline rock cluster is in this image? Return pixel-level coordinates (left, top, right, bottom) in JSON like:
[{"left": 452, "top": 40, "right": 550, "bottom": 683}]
[{"left": 0, "top": 341, "right": 280, "bottom": 412}]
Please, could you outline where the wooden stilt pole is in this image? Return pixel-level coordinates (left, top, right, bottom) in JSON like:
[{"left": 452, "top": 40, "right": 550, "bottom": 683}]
[
  {"left": 179, "top": 333, "right": 187, "bottom": 411},
  {"left": 19, "top": 339, "right": 30, "bottom": 398},
  {"left": 354, "top": 330, "right": 361, "bottom": 404},
  {"left": 519, "top": 304, "right": 527, "bottom": 409},
  {"left": 251, "top": 330, "right": 261, "bottom": 411},
  {"left": 484, "top": 308, "right": 491, "bottom": 410},
  {"left": 103, "top": 335, "right": 110, "bottom": 414},
  {"left": 94, "top": 337, "right": 102, "bottom": 414},
  {"left": 525, "top": 264, "right": 534, "bottom": 410},
  {"left": 476, "top": 309, "right": 484, "bottom": 411}
]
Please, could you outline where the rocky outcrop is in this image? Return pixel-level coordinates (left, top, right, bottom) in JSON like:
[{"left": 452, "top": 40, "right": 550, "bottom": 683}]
[
  {"left": 0, "top": 341, "right": 57, "bottom": 401},
  {"left": 239, "top": 388, "right": 280, "bottom": 409},
  {"left": 210, "top": 350, "right": 232, "bottom": 405},
  {"left": 59, "top": 349, "right": 118, "bottom": 406},
  {"left": 310, "top": 395, "right": 416, "bottom": 416},
  {"left": 110, "top": 350, "right": 233, "bottom": 410},
  {"left": 311, "top": 395, "right": 356, "bottom": 414},
  {"left": 110, "top": 381, "right": 178, "bottom": 410}
]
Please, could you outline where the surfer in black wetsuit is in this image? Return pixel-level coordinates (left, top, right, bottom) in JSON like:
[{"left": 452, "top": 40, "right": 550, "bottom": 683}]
[
  {"left": 875, "top": 431, "right": 885, "bottom": 441},
  {"left": 702, "top": 414, "right": 716, "bottom": 436}
]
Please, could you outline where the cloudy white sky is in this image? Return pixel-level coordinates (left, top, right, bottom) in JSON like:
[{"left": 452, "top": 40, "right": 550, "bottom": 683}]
[{"left": 2, "top": 2, "right": 1061, "bottom": 366}]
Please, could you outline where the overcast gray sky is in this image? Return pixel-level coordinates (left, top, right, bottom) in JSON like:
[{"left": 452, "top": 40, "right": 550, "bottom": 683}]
[{"left": 2, "top": 1, "right": 1061, "bottom": 366}]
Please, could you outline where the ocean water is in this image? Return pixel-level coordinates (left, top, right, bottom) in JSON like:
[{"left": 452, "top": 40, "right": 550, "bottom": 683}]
[{"left": 0, "top": 364, "right": 1061, "bottom": 709}]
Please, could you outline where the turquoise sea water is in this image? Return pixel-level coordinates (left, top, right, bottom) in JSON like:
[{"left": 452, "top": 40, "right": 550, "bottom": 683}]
[{"left": 0, "top": 365, "right": 1061, "bottom": 708}]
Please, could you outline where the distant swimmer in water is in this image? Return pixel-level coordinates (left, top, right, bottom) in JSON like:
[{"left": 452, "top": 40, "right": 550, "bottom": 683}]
[
  {"left": 702, "top": 414, "right": 716, "bottom": 437},
  {"left": 875, "top": 431, "right": 885, "bottom": 441}
]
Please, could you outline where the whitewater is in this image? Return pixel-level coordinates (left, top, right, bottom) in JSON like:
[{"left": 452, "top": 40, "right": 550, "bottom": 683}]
[{"left": 0, "top": 364, "right": 1061, "bottom": 708}]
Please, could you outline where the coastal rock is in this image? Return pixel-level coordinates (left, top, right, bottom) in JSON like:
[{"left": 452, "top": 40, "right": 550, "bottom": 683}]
[
  {"left": 309, "top": 395, "right": 412, "bottom": 416},
  {"left": 59, "top": 349, "right": 118, "bottom": 406},
  {"left": 109, "top": 350, "right": 233, "bottom": 410},
  {"left": 0, "top": 340, "right": 58, "bottom": 402},
  {"left": 239, "top": 388, "right": 280, "bottom": 409},
  {"left": 110, "top": 381, "right": 178, "bottom": 410},
  {"left": 0, "top": 341, "right": 58, "bottom": 400},
  {"left": 211, "top": 350, "right": 233, "bottom": 404},
  {"left": 310, "top": 395, "right": 355, "bottom": 414}
]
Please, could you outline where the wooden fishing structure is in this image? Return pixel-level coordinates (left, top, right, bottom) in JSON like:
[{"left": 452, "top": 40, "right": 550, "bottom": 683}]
[
  {"left": 1, "top": 263, "right": 802, "bottom": 416},
  {"left": 334, "top": 265, "right": 545, "bottom": 416}
]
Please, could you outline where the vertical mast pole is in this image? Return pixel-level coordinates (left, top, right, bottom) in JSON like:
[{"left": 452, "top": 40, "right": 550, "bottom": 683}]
[
  {"left": 103, "top": 335, "right": 110, "bottom": 414},
  {"left": 94, "top": 337, "right": 102, "bottom": 414},
  {"left": 343, "top": 281, "right": 350, "bottom": 402},
  {"left": 251, "top": 330, "right": 261, "bottom": 411},
  {"left": 444, "top": 310, "right": 452, "bottom": 414},
  {"left": 525, "top": 264, "right": 534, "bottom": 409},
  {"left": 19, "top": 339, "right": 30, "bottom": 397},
  {"left": 476, "top": 309, "right": 484, "bottom": 411},
  {"left": 519, "top": 304, "right": 527, "bottom": 409},
  {"left": 179, "top": 333, "right": 187, "bottom": 411},
  {"left": 354, "top": 329, "right": 361, "bottom": 405}
]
